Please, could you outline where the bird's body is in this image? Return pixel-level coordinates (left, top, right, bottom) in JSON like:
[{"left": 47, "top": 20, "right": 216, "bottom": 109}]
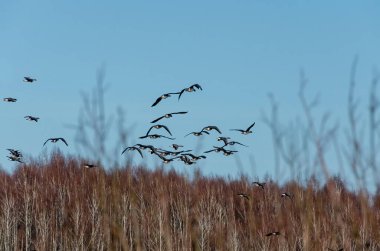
[
  {"left": 225, "top": 141, "right": 247, "bottom": 147},
  {"left": 84, "top": 163, "right": 96, "bottom": 169},
  {"left": 23, "top": 77, "right": 37, "bottom": 83},
  {"left": 139, "top": 134, "right": 175, "bottom": 140},
  {"left": 151, "top": 92, "right": 180, "bottom": 107},
  {"left": 202, "top": 125, "right": 222, "bottom": 134},
  {"left": 121, "top": 146, "right": 144, "bottom": 158},
  {"left": 281, "top": 192, "right": 292, "bottom": 199},
  {"left": 230, "top": 122, "right": 255, "bottom": 135},
  {"left": 181, "top": 153, "right": 206, "bottom": 160},
  {"left": 24, "top": 116, "right": 39, "bottom": 122},
  {"left": 3, "top": 97, "right": 17, "bottom": 102},
  {"left": 217, "top": 137, "right": 231, "bottom": 145},
  {"left": 170, "top": 144, "right": 183, "bottom": 150},
  {"left": 185, "top": 130, "right": 209, "bottom": 137},
  {"left": 151, "top": 111, "right": 188, "bottom": 123},
  {"left": 178, "top": 84, "right": 202, "bottom": 100},
  {"left": 7, "top": 149, "right": 23, "bottom": 158},
  {"left": 146, "top": 124, "right": 172, "bottom": 136},
  {"left": 7, "top": 155, "right": 23, "bottom": 163},
  {"left": 43, "top": 138, "right": 68, "bottom": 146},
  {"left": 266, "top": 232, "right": 281, "bottom": 237},
  {"left": 237, "top": 193, "right": 250, "bottom": 200},
  {"left": 253, "top": 182, "right": 266, "bottom": 189}
]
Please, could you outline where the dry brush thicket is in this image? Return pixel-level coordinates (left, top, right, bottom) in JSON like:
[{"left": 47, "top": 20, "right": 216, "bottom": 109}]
[{"left": 0, "top": 153, "right": 379, "bottom": 250}]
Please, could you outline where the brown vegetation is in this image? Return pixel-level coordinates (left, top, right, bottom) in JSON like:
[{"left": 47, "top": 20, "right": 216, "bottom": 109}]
[{"left": 0, "top": 153, "right": 379, "bottom": 251}]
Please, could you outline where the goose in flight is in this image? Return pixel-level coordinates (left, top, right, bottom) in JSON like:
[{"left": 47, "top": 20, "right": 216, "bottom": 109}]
[
  {"left": 24, "top": 116, "right": 39, "bottom": 122},
  {"left": 224, "top": 141, "right": 247, "bottom": 147},
  {"left": 7, "top": 155, "right": 23, "bottom": 163},
  {"left": 121, "top": 146, "right": 143, "bottom": 158},
  {"left": 84, "top": 163, "right": 96, "bottom": 169},
  {"left": 23, "top": 77, "right": 37, "bottom": 83},
  {"left": 265, "top": 232, "right": 281, "bottom": 237},
  {"left": 185, "top": 130, "right": 209, "bottom": 137},
  {"left": 202, "top": 125, "right": 222, "bottom": 134},
  {"left": 43, "top": 138, "right": 68, "bottom": 146},
  {"left": 7, "top": 149, "right": 23, "bottom": 158},
  {"left": 151, "top": 92, "right": 180, "bottom": 107},
  {"left": 170, "top": 144, "right": 183, "bottom": 150},
  {"left": 237, "top": 193, "right": 250, "bottom": 200},
  {"left": 281, "top": 192, "right": 292, "bottom": 199},
  {"left": 252, "top": 182, "right": 266, "bottom": 189},
  {"left": 178, "top": 84, "right": 202, "bottom": 100},
  {"left": 181, "top": 153, "right": 206, "bottom": 160},
  {"left": 230, "top": 122, "right": 255, "bottom": 135},
  {"left": 139, "top": 134, "right": 175, "bottom": 140},
  {"left": 157, "top": 155, "right": 179, "bottom": 164},
  {"left": 217, "top": 137, "right": 231, "bottom": 145},
  {"left": 151, "top": 111, "right": 188, "bottom": 123},
  {"left": 3, "top": 97, "right": 17, "bottom": 102},
  {"left": 146, "top": 124, "right": 172, "bottom": 136}
]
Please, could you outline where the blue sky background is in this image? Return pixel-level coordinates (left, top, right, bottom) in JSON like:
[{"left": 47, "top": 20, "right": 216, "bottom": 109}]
[{"left": 1, "top": 1, "right": 379, "bottom": 186}]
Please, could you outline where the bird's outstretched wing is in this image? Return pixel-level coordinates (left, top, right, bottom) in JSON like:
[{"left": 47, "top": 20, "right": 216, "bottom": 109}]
[
  {"left": 247, "top": 122, "right": 256, "bottom": 131},
  {"left": 151, "top": 96, "right": 163, "bottom": 107},
  {"left": 58, "top": 138, "right": 68, "bottom": 146},
  {"left": 172, "top": 111, "right": 188, "bottom": 115},
  {"left": 160, "top": 125, "right": 172, "bottom": 136},
  {"left": 151, "top": 115, "right": 165, "bottom": 123}
]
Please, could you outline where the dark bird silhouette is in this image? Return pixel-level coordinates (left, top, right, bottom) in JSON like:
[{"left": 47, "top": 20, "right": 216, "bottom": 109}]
[
  {"left": 24, "top": 116, "right": 39, "bottom": 122},
  {"left": 266, "top": 232, "right": 281, "bottom": 237},
  {"left": 146, "top": 124, "right": 172, "bottom": 136},
  {"left": 185, "top": 130, "right": 209, "bottom": 137},
  {"left": 178, "top": 84, "right": 202, "bottom": 100},
  {"left": 139, "top": 134, "right": 175, "bottom": 140},
  {"left": 83, "top": 163, "right": 96, "bottom": 169},
  {"left": 23, "top": 77, "right": 37, "bottom": 83},
  {"left": 181, "top": 153, "right": 206, "bottom": 160},
  {"left": 3, "top": 97, "right": 17, "bottom": 102},
  {"left": 134, "top": 144, "right": 157, "bottom": 154},
  {"left": 230, "top": 122, "right": 255, "bottom": 135},
  {"left": 121, "top": 146, "right": 144, "bottom": 158},
  {"left": 151, "top": 111, "right": 188, "bottom": 123},
  {"left": 281, "top": 192, "right": 292, "bottom": 199},
  {"left": 222, "top": 140, "right": 248, "bottom": 147},
  {"left": 151, "top": 92, "right": 180, "bottom": 107},
  {"left": 170, "top": 144, "right": 183, "bottom": 150},
  {"left": 7, "top": 155, "right": 23, "bottom": 163},
  {"left": 202, "top": 125, "right": 222, "bottom": 134},
  {"left": 7, "top": 149, "right": 23, "bottom": 158},
  {"left": 217, "top": 136, "right": 231, "bottom": 145},
  {"left": 253, "top": 182, "right": 266, "bottom": 189},
  {"left": 237, "top": 193, "right": 250, "bottom": 200},
  {"left": 157, "top": 155, "right": 179, "bottom": 164},
  {"left": 204, "top": 146, "right": 226, "bottom": 153},
  {"left": 43, "top": 138, "right": 68, "bottom": 146}
]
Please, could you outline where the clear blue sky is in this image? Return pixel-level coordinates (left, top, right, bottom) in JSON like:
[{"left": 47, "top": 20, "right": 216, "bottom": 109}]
[{"left": 1, "top": 1, "right": 379, "bottom": 184}]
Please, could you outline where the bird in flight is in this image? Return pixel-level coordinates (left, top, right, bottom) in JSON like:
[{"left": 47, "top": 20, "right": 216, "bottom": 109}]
[
  {"left": 230, "top": 122, "right": 255, "bottom": 135},
  {"left": 217, "top": 137, "right": 231, "bottom": 145},
  {"left": 139, "top": 134, "right": 175, "bottom": 140},
  {"left": 237, "top": 193, "right": 250, "bottom": 200},
  {"left": 178, "top": 84, "right": 202, "bottom": 100},
  {"left": 3, "top": 97, "right": 17, "bottom": 102},
  {"left": 43, "top": 138, "right": 68, "bottom": 146},
  {"left": 146, "top": 124, "right": 172, "bottom": 136},
  {"left": 151, "top": 92, "right": 180, "bottom": 107},
  {"left": 121, "top": 146, "right": 144, "bottom": 158},
  {"left": 185, "top": 130, "right": 209, "bottom": 137},
  {"left": 151, "top": 111, "right": 188, "bottom": 123},
  {"left": 83, "top": 163, "right": 96, "bottom": 169},
  {"left": 281, "top": 192, "right": 292, "bottom": 199},
  {"left": 202, "top": 125, "right": 222, "bottom": 134},
  {"left": 170, "top": 144, "right": 183, "bottom": 150},
  {"left": 7, "top": 149, "right": 23, "bottom": 158},
  {"left": 7, "top": 155, "right": 23, "bottom": 163},
  {"left": 224, "top": 141, "right": 248, "bottom": 147},
  {"left": 265, "top": 232, "right": 281, "bottom": 237},
  {"left": 253, "top": 182, "right": 266, "bottom": 189},
  {"left": 180, "top": 153, "right": 206, "bottom": 161},
  {"left": 23, "top": 77, "right": 37, "bottom": 83},
  {"left": 24, "top": 116, "right": 40, "bottom": 122}
]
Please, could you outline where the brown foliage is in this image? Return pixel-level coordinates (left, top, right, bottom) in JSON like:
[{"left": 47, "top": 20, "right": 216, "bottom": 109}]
[{"left": 0, "top": 153, "right": 379, "bottom": 250}]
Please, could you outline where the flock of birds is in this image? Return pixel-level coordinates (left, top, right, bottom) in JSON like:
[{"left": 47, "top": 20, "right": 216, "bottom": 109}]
[
  {"left": 3, "top": 79, "right": 344, "bottom": 249},
  {"left": 120, "top": 83, "right": 255, "bottom": 166},
  {"left": 4, "top": 77, "right": 69, "bottom": 163}
]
